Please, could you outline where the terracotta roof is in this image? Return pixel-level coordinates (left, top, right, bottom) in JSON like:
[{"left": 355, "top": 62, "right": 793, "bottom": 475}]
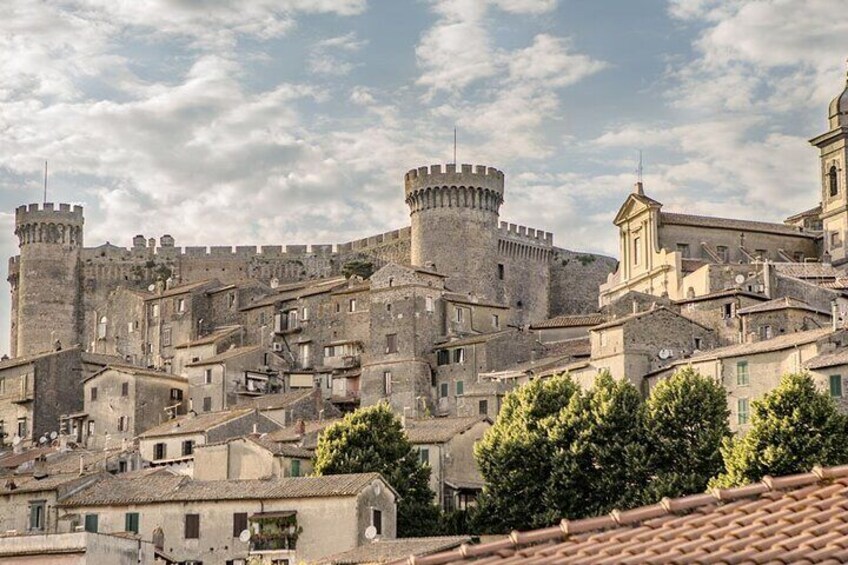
[
  {"left": 772, "top": 262, "right": 840, "bottom": 279},
  {"left": 265, "top": 420, "right": 340, "bottom": 444},
  {"left": 80, "top": 352, "right": 127, "bottom": 366},
  {"left": 175, "top": 325, "right": 242, "bottom": 348},
  {"left": 480, "top": 355, "right": 577, "bottom": 381},
  {"left": 592, "top": 306, "right": 711, "bottom": 332},
  {"left": 674, "top": 288, "right": 767, "bottom": 305},
  {"left": 736, "top": 297, "right": 831, "bottom": 316},
  {"left": 321, "top": 537, "right": 471, "bottom": 564},
  {"left": 143, "top": 279, "right": 221, "bottom": 300},
  {"left": 405, "top": 417, "right": 490, "bottom": 444},
  {"left": 185, "top": 345, "right": 264, "bottom": 367},
  {"left": 660, "top": 211, "right": 817, "bottom": 238},
  {"left": 785, "top": 204, "right": 822, "bottom": 222},
  {"left": 434, "top": 331, "right": 515, "bottom": 350},
  {"left": 804, "top": 347, "right": 848, "bottom": 370},
  {"left": 241, "top": 277, "right": 348, "bottom": 310},
  {"left": 0, "top": 472, "right": 99, "bottom": 496},
  {"left": 85, "top": 364, "right": 188, "bottom": 384},
  {"left": 0, "top": 447, "right": 57, "bottom": 469},
  {"left": 137, "top": 407, "right": 256, "bottom": 439},
  {"left": 442, "top": 293, "right": 508, "bottom": 310},
  {"left": 648, "top": 328, "right": 835, "bottom": 376},
  {"left": 331, "top": 282, "right": 372, "bottom": 295},
  {"left": 240, "top": 389, "right": 316, "bottom": 411},
  {"left": 0, "top": 347, "right": 79, "bottom": 370},
  {"left": 396, "top": 465, "right": 848, "bottom": 564},
  {"left": 530, "top": 314, "right": 605, "bottom": 329},
  {"left": 199, "top": 435, "right": 314, "bottom": 458},
  {"left": 680, "top": 258, "right": 709, "bottom": 273},
  {"left": 59, "top": 472, "right": 386, "bottom": 507}
]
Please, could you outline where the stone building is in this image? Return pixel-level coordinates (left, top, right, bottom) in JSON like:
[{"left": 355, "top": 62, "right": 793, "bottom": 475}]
[{"left": 192, "top": 435, "right": 314, "bottom": 480}]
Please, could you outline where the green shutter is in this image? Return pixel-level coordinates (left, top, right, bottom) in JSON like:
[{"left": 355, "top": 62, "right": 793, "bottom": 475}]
[
  {"left": 125, "top": 512, "right": 139, "bottom": 534},
  {"left": 291, "top": 459, "right": 301, "bottom": 477},
  {"left": 831, "top": 375, "right": 843, "bottom": 398},
  {"left": 84, "top": 514, "right": 98, "bottom": 533},
  {"left": 456, "top": 381, "right": 464, "bottom": 395},
  {"left": 736, "top": 362, "right": 749, "bottom": 386}
]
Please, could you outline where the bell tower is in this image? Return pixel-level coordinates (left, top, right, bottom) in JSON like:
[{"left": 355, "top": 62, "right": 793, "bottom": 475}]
[{"left": 811, "top": 64, "right": 848, "bottom": 265}]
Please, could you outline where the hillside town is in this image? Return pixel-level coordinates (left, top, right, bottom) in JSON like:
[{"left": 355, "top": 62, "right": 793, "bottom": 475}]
[{"left": 6, "top": 60, "right": 848, "bottom": 565}]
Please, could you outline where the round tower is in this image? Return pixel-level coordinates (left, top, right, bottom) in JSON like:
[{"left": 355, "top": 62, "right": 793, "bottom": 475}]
[
  {"left": 13, "top": 203, "right": 84, "bottom": 356},
  {"left": 405, "top": 164, "right": 504, "bottom": 299}
]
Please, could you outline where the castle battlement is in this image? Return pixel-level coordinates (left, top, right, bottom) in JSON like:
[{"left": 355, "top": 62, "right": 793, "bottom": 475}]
[
  {"left": 15, "top": 202, "right": 84, "bottom": 222},
  {"left": 498, "top": 222, "right": 554, "bottom": 246},
  {"left": 404, "top": 163, "right": 504, "bottom": 195}
]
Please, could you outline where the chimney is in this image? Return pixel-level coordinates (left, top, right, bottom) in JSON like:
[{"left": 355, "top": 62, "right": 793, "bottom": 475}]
[
  {"left": 33, "top": 456, "right": 47, "bottom": 480},
  {"left": 832, "top": 300, "right": 840, "bottom": 332},
  {"left": 252, "top": 423, "right": 258, "bottom": 435},
  {"left": 295, "top": 419, "right": 306, "bottom": 437}
]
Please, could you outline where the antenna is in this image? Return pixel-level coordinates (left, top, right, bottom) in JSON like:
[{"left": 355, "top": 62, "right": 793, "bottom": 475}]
[
  {"left": 453, "top": 127, "right": 457, "bottom": 165},
  {"left": 43, "top": 161, "right": 48, "bottom": 204},
  {"left": 636, "top": 150, "right": 643, "bottom": 184}
]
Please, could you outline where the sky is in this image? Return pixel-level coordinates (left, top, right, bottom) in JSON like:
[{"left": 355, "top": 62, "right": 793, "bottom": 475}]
[{"left": 1, "top": 0, "right": 847, "bottom": 356}]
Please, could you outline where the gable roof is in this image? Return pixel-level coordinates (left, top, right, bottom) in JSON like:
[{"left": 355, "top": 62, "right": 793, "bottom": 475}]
[
  {"left": 736, "top": 297, "right": 831, "bottom": 316},
  {"left": 592, "top": 306, "right": 711, "bottom": 332},
  {"left": 85, "top": 364, "right": 188, "bottom": 384},
  {"left": 434, "top": 331, "right": 515, "bottom": 350},
  {"left": 442, "top": 293, "right": 508, "bottom": 310},
  {"left": 143, "top": 279, "right": 221, "bottom": 301},
  {"left": 185, "top": 345, "right": 264, "bottom": 367},
  {"left": 660, "top": 212, "right": 816, "bottom": 238},
  {"left": 137, "top": 407, "right": 257, "bottom": 439},
  {"left": 59, "top": 472, "right": 387, "bottom": 507},
  {"left": 397, "top": 465, "right": 848, "bottom": 564},
  {"left": 771, "top": 262, "right": 840, "bottom": 279},
  {"left": 530, "top": 314, "right": 605, "bottom": 330},
  {"left": 241, "top": 277, "right": 348, "bottom": 311},
  {"left": 612, "top": 192, "right": 662, "bottom": 225},
  {"left": 265, "top": 420, "right": 340, "bottom": 444},
  {"left": 175, "top": 325, "right": 243, "bottom": 349},
  {"left": 405, "top": 417, "right": 490, "bottom": 444},
  {"left": 674, "top": 288, "right": 767, "bottom": 305},
  {"left": 240, "top": 389, "right": 316, "bottom": 411}
]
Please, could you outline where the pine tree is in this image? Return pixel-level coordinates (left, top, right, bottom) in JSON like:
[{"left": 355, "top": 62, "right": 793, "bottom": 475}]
[{"left": 712, "top": 373, "right": 848, "bottom": 488}]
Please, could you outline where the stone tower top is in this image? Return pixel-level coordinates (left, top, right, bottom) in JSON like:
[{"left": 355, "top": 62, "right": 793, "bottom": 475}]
[
  {"left": 15, "top": 202, "right": 84, "bottom": 248},
  {"left": 404, "top": 164, "right": 504, "bottom": 197}
]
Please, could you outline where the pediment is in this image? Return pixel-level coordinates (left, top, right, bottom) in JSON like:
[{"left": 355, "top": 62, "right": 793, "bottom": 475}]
[{"left": 613, "top": 193, "right": 662, "bottom": 225}]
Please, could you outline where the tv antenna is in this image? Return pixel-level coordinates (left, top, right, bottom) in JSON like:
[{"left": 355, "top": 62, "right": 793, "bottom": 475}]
[
  {"left": 43, "top": 161, "right": 48, "bottom": 204},
  {"left": 636, "top": 150, "right": 643, "bottom": 184},
  {"left": 453, "top": 127, "right": 457, "bottom": 165}
]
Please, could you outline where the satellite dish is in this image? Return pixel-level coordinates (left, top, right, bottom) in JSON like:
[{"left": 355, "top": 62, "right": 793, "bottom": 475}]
[
  {"left": 658, "top": 349, "right": 672, "bottom": 360},
  {"left": 38, "top": 436, "right": 47, "bottom": 445},
  {"left": 49, "top": 431, "right": 58, "bottom": 440},
  {"left": 364, "top": 525, "right": 378, "bottom": 541},
  {"left": 12, "top": 436, "right": 21, "bottom": 446},
  {"left": 148, "top": 284, "right": 156, "bottom": 292},
  {"left": 734, "top": 274, "right": 745, "bottom": 284},
  {"left": 239, "top": 529, "right": 251, "bottom": 543}
]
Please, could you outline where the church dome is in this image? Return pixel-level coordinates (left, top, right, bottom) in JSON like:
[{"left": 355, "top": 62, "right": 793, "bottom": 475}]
[{"left": 829, "top": 66, "right": 848, "bottom": 128}]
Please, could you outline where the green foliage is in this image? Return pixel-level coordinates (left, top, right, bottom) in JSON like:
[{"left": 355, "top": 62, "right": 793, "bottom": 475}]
[
  {"left": 342, "top": 259, "right": 374, "bottom": 279},
  {"left": 312, "top": 403, "right": 439, "bottom": 536},
  {"left": 712, "top": 373, "right": 848, "bottom": 488},
  {"left": 644, "top": 368, "right": 730, "bottom": 500},
  {"left": 576, "top": 254, "right": 596, "bottom": 266}
]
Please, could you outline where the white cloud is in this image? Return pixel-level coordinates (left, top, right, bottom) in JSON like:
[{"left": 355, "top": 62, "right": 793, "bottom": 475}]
[
  {"left": 309, "top": 32, "right": 367, "bottom": 76},
  {"left": 490, "top": 0, "right": 558, "bottom": 14}
]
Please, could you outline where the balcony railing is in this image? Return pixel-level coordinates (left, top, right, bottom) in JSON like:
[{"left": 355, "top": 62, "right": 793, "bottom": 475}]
[{"left": 324, "top": 354, "right": 361, "bottom": 370}]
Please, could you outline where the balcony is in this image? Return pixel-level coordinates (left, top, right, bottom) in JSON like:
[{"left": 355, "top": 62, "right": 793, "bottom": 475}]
[
  {"left": 324, "top": 354, "right": 361, "bottom": 370},
  {"left": 249, "top": 511, "right": 300, "bottom": 554}
]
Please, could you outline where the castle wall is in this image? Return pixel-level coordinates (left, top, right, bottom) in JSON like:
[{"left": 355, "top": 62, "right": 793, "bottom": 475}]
[
  {"left": 497, "top": 222, "right": 553, "bottom": 325},
  {"left": 549, "top": 248, "right": 618, "bottom": 316}
]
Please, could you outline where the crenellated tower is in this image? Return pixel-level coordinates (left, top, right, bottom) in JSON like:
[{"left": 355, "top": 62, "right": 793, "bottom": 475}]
[
  {"left": 12, "top": 203, "right": 84, "bottom": 356},
  {"left": 405, "top": 164, "right": 504, "bottom": 299}
]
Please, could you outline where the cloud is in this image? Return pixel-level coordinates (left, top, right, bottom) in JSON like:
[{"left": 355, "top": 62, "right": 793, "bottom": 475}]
[{"left": 309, "top": 32, "right": 368, "bottom": 76}]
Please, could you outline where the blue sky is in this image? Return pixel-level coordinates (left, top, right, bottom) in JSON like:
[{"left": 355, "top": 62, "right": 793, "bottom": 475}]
[{"left": 1, "top": 0, "right": 847, "bottom": 356}]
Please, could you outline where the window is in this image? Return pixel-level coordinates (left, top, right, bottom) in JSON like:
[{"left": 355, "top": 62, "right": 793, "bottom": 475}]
[
  {"left": 419, "top": 447, "right": 429, "bottom": 465},
  {"left": 831, "top": 375, "right": 843, "bottom": 398},
  {"left": 832, "top": 231, "right": 842, "bottom": 249},
  {"left": 128, "top": 322, "right": 134, "bottom": 334},
  {"left": 204, "top": 369, "right": 213, "bottom": 385},
  {"left": 372, "top": 509, "right": 382, "bottom": 536},
  {"left": 425, "top": 296, "right": 434, "bottom": 312},
  {"left": 177, "top": 298, "right": 186, "bottom": 313},
  {"left": 830, "top": 164, "right": 839, "bottom": 197},
  {"left": 440, "top": 382, "right": 449, "bottom": 398},
  {"left": 452, "top": 348, "right": 466, "bottom": 364},
  {"left": 479, "top": 399, "right": 488, "bottom": 415},
  {"left": 185, "top": 514, "right": 200, "bottom": 539},
  {"left": 121, "top": 382, "right": 129, "bottom": 397},
  {"left": 287, "top": 309, "right": 299, "bottom": 330},
  {"left": 170, "top": 388, "right": 183, "bottom": 401},
  {"left": 694, "top": 337, "right": 702, "bottom": 350},
  {"left": 84, "top": 514, "right": 99, "bottom": 533},
  {"left": 302, "top": 306, "right": 310, "bottom": 321},
  {"left": 676, "top": 243, "right": 690, "bottom": 258},
  {"left": 17, "top": 417, "right": 27, "bottom": 438},
  {"left": 228, "top": 292, "right": 236, "bottom": 308},
  {"left": 760, "top": 325, "right": 773, "bottom": 340},
  {"left": 29, "top": 501, "right": 45, "bottom": 531},
  {"left": 492, "top": 315, "right": 499, "bottom": 329},
  {"left": 118, "top": 416, "right": 128, "bottom": 432},
  {"left": 722, "top": 303, "right": 735, "bottom": 319},
  {"left": 154, "top": 442, "right": 167, "bottom": 460},
  {"left": 233, "top": 513, "right": 248, "bottom": 538},
  {"left": 91, "top": 387, "right": 98, "bottom": 401},
  {"left": 498, "top": 263, "right": 505, "bottom": 280},
  {"left": 456, "top": 380, "right": 464, "bottom": 395},
  {"left": 125, "top": 512, "right": 139, "bottom": 534},
  {"left": 291, "top": 459, "right": 301, "bottom": 477},
  {"left": 716, "top": 246, "right": 729, "bottom": 262},
  {"left": 151, "top": 303, "right": 159, "bottom": 318},
  {"left": 97, "top": 316, "right": 107, "bottom": 339},
  {"left": 386, "top": 303, "right": 392, "bottom": 312},
  {"left": 299, "top": 343, "right": 311, "bottom": 366},
  {"left": 182, "top": 440, "right": 195, "bottom": 456},
  {"left": 335, "top": 303, "right": 341, "bottom": 313},
  {"left": 736, "top": 361, "right": 749, "bottom": 386},
  {"left": 737, "top": 398, "right": 750, "bottom": 425},
  {"left": 203, "top": 396, "right": 212, "bottom": 412},
  {"left": 437, "top": 350, "right": 450, "bottom": 366},
  {"left": 349, "top": 298, "right": 357, "bottom": 313},
  {"left": 633, "top": 236, "right": 641, "bottom": 264},
  {"left": 162, "top": 326, "right": 172, "bottom": 347},
  {"left": 0, "top": 420, "right": 4, "bottom": 442},
  {"left": 599, "top": 331, "right": 607, "bottom": 347},
  {"left": 455, "top": 307, "right": 464, "bottom": 323},
  {"left": 383, "top": 371, "right": 392, "bottom": 396},
  {"left": 385, "top": 334, "right": 398, "bottom": 354},
  {"left": 86, "top": 420, "right": 94, "bottom": 437}
]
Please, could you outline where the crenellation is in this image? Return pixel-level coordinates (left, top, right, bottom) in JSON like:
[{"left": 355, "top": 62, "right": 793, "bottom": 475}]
[
  {"left": 210, "top": 246, "right": 232, "bottom": 256},
  {"left": 185, "top": 246, "right": 207, "bottom": 256},
  {"left": 235, "top": 246, "right": 257, "bottom": 256},
  {"left": 261, "top": 245, "right": 282, "bottom": 255},
  {"left": 312, "top": 244, "right": 332, "bottom": 254},
  {"left": 285, "top": 245, "right": 307, "bottom": 254}
]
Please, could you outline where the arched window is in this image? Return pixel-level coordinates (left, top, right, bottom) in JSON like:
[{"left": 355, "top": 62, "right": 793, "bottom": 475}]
[
  {"left": 829, "top": 165, "right": 839, "bottom": 197},
  {"left": 97, "top": 316, "right": 108, "bottom": 340}
]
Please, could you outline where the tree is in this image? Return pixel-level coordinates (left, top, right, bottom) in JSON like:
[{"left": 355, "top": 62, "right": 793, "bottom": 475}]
[
  {"left": 712, "top": 373, "right": 848, "bottom": 488},
  {"left": 312, "top": 403, "right": 439, "bottom": 536},
  {"left": 546, "top": 372, "right": 650, "bottom": 519},
  {"left": 474, "top": 375, "right": 582, "bottom": 532},
  {"left": 341, "top": 259, "right": 374, "bottom": 279},
  {"left": 644, "top": 367, "right": 730, "bottom": 500}
]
